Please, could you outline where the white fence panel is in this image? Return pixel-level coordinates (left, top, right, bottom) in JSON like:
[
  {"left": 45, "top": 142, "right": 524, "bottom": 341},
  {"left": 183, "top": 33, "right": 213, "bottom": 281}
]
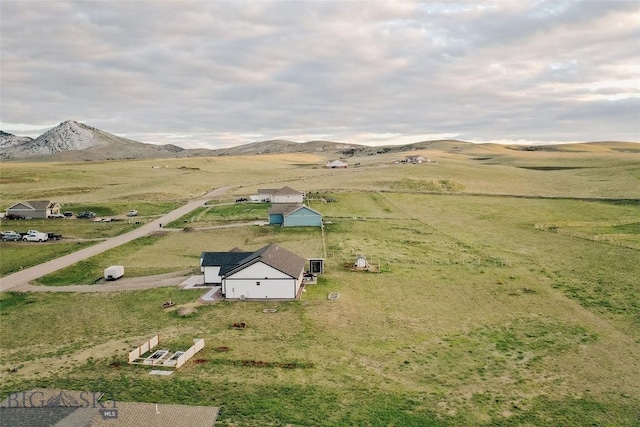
[{"left": 128, "top": 335, "right": 159, "bottom": 363}]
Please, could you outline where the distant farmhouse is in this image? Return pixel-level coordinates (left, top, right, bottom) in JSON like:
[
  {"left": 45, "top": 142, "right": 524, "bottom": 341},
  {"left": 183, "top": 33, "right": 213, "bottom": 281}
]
[
  {"left": 6, "top": 200, "right": 61, "bottom": 219},
  {"left": 405, "top": 155, "right": 427, "bottom": 164},
  {"left": 252, "top": 186, "right": 304, "bottom": 203},
  {"left": 326, "top": 159, "right": 348, "bottom": 168},
  {"left": 268, "top": 204, "right": 322, "bottom": 227},
  {"left": 200, "top": 244, "right": 307, "bottom": 300}
]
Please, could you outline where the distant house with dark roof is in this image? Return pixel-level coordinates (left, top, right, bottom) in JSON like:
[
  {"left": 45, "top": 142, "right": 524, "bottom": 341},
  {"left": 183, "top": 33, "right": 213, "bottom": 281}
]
[
  {"left": 200, "top": 243, "right": 306, "bottom": 299},
  {"left": 268, "top": 204, "right": 322, "bottom": 227},
  {"left": 6, "top": 200, "right": 61, "bottom": 219},
  {"left": 254, "top": 186, "right": 304, "bottom": 204}
]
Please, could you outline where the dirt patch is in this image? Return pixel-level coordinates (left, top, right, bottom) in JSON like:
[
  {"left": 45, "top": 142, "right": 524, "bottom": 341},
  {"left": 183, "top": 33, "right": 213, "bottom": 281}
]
[
  {"left": 0, "top": 337, "right": 132, "bottom": 382},
  {"left": 177, "top": 307, "right": 197, "bottom": 317}
]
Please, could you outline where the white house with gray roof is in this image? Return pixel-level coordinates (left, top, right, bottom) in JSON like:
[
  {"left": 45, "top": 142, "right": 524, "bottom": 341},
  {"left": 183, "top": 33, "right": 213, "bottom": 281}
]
[
  {"left": 6, "top": 200, "right": 61, "bottom": 219},
  {"left": 200, "top": 244, "right": 306, "bottom": 300},
  {"left": 254, "top": 186, "right": 304, "bottom": 204}
]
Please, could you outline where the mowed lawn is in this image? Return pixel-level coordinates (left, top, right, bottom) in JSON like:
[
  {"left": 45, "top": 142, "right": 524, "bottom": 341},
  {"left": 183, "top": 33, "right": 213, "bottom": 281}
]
[{"left": 2, "top": 185, "right": 639, "bottom": 426}]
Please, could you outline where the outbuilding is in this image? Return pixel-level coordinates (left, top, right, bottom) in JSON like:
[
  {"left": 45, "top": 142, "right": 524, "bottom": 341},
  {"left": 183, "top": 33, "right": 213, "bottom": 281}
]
[
  {"left": 268, "top": 204, "right": 322, "bottom": 227},
  {"left": 354, "top": 256, "right": 370, "bottom": 269}
]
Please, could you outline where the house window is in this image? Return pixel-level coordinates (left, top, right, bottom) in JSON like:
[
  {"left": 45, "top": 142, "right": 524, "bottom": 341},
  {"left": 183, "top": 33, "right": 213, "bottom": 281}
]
[{"left": 256, "top": 281, "right": 260, "bottom": 286}]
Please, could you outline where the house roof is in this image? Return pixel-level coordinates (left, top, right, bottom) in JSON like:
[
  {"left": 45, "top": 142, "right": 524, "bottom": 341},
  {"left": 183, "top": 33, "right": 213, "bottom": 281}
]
[
  {"left": 0, "top": 389, "right": 219, "bottom": 427},
  {"left": 0, "top": 407, "right": 88, "bottom": 427},
  {"left": 201, "top": 251, "right": 253, "bottom": 275},
  {"left": 7, "top": 200, "right": 57, "bottom": 210},
  {"left": 227, "top": 243, "right": 306, "bottom": 279},
  {"left": 257, "top": 188, "right": 279, "bottom": 194},
  {"left": 268, "top": 203, "right": 300, "bottom": 215},
  {"left": 268, "top": 204, "right": 321, "bottom": 217},
  {"left": 90, "top": 402, "right": 219, "bottom": 427},
  {"left": 274, "top": 186, "right": 302, "bottom": 195},
  {"left": 257, "top": 186, "right": 302, "bottom": 196}
]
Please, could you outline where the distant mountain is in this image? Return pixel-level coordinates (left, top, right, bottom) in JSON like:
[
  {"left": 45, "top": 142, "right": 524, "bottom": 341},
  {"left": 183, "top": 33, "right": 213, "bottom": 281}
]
[
  {"left": 507, "top": 141, "right": 640, "bottom": 153},
  {"left": 0, "top": 130, "right": 33, "bottom": 150},
  {"left": 0, "top": 120, "right": 216, "bottom": 161},
  {"left": 210, "top": 139, "right": 365, "bottom": 156},
  {"left": 1, "top": 120, "right": 635, "bottom": 161}
]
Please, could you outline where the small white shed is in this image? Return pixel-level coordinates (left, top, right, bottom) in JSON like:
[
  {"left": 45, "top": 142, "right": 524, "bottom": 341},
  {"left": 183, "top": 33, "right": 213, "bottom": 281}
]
[
  {"left": 104, "top": 265, "right": 125, "bottom": 280},
  {"left": 354, "top": 256, "right": 370, "bottom": 269}
]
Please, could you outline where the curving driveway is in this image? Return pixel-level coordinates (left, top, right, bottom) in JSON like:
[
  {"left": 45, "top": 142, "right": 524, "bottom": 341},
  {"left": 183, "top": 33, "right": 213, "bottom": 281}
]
[{"left": 0, "top": 186, "right": 231, "bottom": 292}]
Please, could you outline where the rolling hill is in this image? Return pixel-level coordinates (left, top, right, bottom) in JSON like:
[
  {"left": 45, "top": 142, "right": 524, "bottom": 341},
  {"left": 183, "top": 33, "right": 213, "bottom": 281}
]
[
  {"left": 1, "top": 120, "right": 637, "bottom": 161},
  {"left": 0, "top": 121, "right": 216, "bottom": 161}
]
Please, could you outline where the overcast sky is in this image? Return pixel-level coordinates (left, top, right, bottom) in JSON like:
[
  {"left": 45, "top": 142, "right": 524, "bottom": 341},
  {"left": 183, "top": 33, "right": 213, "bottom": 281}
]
[{"left": 1, "top": 1, "right": 639, "bottom": 148}]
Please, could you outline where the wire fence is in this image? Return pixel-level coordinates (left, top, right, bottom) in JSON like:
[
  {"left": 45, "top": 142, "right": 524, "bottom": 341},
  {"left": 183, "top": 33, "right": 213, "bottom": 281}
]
[{"left": 535, "top": 219, "right": 640, "bottom": 249}]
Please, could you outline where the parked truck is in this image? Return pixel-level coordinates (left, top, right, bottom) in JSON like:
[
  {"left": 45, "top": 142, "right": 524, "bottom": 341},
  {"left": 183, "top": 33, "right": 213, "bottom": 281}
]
[
  {"left": 104, "top": 265, "right": 125, "bottom": 280},
  {"left": 22, "top": 231, "right": 48, "bottom": 242}
]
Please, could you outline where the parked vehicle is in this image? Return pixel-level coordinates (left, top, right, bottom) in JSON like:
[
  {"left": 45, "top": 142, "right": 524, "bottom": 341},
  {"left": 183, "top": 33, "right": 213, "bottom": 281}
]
[
  {"left": 126, "top": 210, "right": 138, "bottom": 217},
  {"left": 48, "top": 213, "right": 65, "bottom": 218},
  {"left": 5, "top": 214, "right": 25, "bottom": 220},
  {"left": 63, "top": 211, "right": 74, "bottom": 217},
  {"left": 47, "top": 232, "right": 62, "bottom": 240},
  {"left": 1, "top": 231, "right": 22, "bottom": 241},
  {"left": 93, "top": 217, "right": 112, "bottom": 222},
  {"left": 22, "top": 231, "right": 48, "bottom": 242},
  {"left": 77, "top": 211, "right": 96, "bottom": 219}
]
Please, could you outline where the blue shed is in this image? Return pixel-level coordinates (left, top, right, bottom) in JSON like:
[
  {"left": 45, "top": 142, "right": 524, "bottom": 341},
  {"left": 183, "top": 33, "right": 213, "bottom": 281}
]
[{"left": 268, "top": 204, "right": 322, "bottom": 227}]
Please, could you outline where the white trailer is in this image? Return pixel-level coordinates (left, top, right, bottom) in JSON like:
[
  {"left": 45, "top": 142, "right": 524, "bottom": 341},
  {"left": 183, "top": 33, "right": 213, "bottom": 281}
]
[{"left": 104, "top": 265, "right": 125, "bottom": 280}]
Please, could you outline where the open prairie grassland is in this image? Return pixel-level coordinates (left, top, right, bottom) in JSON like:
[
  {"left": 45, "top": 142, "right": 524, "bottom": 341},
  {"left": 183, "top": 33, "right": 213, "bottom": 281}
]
[{"left": 0, "top": 145, "right": 639, "bottom": 426}]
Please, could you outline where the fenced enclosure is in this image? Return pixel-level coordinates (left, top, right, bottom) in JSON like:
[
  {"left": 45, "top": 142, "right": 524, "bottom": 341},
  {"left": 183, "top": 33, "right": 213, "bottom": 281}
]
[{"left": 128, "top": 335, "right": 204, "bottom": 368}]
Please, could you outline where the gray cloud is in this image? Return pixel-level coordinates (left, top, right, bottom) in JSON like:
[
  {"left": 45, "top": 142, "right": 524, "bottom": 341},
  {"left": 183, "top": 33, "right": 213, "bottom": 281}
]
[{"left": 1, "top": 0, "right": 638, "bottom": 148}]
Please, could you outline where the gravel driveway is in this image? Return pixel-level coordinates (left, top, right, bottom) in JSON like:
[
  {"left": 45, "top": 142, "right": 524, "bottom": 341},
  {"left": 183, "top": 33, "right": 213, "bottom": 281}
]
[{"left": 10, "top": 271, "right": 191, "bottom": 293}]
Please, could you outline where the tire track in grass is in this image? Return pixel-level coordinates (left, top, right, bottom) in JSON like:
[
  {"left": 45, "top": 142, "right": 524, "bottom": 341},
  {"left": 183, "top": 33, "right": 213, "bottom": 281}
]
[{"left": 376, "top": 191, "right": 487, "bottom": 260}]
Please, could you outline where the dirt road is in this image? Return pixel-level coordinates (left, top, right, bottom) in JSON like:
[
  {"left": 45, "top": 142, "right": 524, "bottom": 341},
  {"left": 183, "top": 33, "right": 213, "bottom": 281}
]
[
  {"left": 9, "top": 271, "right": 191, "bottom": 293},
  {"left": 0, "top": 186, "right": 231, "bottom": 292}
]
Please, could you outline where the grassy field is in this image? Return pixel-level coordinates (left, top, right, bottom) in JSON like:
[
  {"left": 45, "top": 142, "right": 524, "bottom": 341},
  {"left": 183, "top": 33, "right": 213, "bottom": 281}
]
[
  {"left": 0, "top": 241, "right": 96, "bottom": 276},
  {"left": 166, "top": 202, "right": 271, "bottom": 228},
  {"left": 0, "top": 145, "right": 639, "bottom": 426}
]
